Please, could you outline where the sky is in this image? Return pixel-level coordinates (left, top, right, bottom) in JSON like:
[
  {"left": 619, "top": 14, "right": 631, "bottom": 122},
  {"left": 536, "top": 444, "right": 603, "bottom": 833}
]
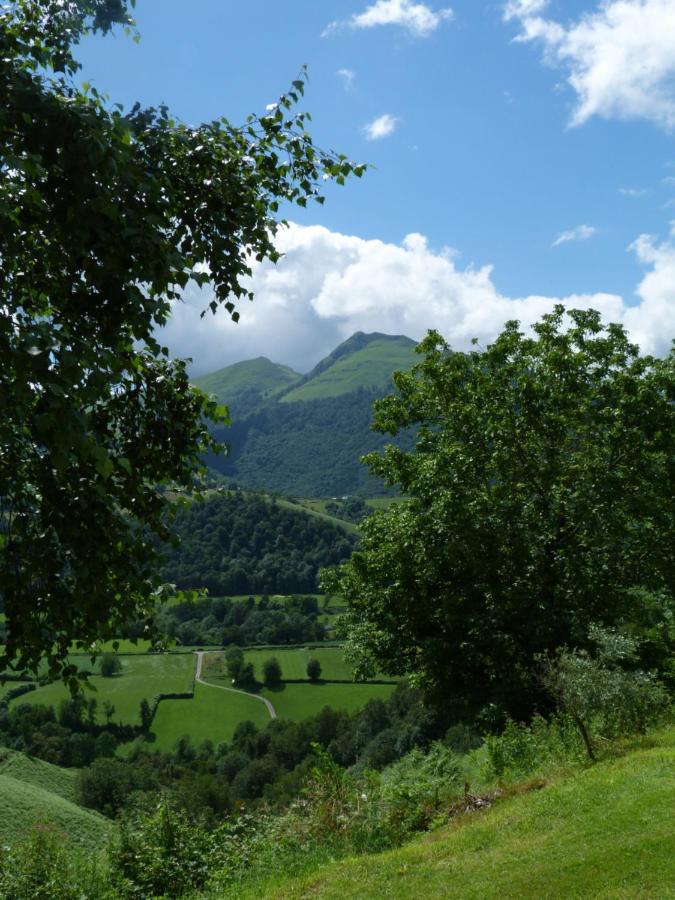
[{"left": 78, "top": 0, "right": 675, "bottom": 374}]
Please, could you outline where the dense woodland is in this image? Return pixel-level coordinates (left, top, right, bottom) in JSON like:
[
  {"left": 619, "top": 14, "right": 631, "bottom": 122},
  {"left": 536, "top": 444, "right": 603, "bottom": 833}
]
[
  {"left": 161, "top": 493, "right": 357, "bottom": 594},
  {"left": 206, "top": 387, "right": 413, "bottom": 497},
  {"left": 152, "top": 594, "right": 326, "bottom": 646}
]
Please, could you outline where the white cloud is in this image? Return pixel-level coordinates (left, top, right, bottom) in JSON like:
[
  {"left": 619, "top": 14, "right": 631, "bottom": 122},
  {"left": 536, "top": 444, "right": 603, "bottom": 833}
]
[
  {"left": 160, "top": 222, "right": 673, "bottom": 376},
  {"left": 337, "top": 68, "right": 356, "bottom": 90},
  {"left": 552, "top": 224, "right": 597, "bottom": 247},
  {"left": 325, "top": 0, "right": 454, "bottom": 38},
  {"left": 504, "top": 0, "right": 675, "bottom": 130},
  {"left": 363, "top": 113, "right": 399, "bottom": 140},
  {"left": 619, "top": 187, "right": 648, "bottom": 198}
]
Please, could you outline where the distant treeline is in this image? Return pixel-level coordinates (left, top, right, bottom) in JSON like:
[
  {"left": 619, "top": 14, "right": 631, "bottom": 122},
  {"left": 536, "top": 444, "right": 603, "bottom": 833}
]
[
  {"left": 153, "top": 594, "right": 325, "bottom": 646},
  {"left": 161, "top": 492, "right": 357, "bottom": 595}
]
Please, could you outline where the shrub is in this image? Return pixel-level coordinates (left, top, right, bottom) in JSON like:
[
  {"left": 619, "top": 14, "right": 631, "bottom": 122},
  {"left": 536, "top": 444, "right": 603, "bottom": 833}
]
[
  {"left": 307, "top": 658, "right": 322, "bottom": 682},
  {"left": 263, "top": 657, "right": 282, "bottom": 687},
  {"left": 542, "top": 625, "right": 671, "bottom": 759},
  {"left": 110, "top": 802, "right": 229, "bottom": 898},
  {"left": 0, "top": 826, "right": 108, "bottom": 899},
  {"left": 100, "top": 654, "right": 122, "bottom": 678}
]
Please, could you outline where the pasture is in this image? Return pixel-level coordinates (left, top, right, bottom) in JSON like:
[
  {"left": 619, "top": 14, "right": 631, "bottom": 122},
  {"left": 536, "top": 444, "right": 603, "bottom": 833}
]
[
  {"left": 150, "top": 682, "right": 269, "bottom": 751},
  {"left": 261, "top": 682, "right": 396, "bottom": 721},
  {"left": 14, "top": 653, "right": 195, "bottom": 726}
]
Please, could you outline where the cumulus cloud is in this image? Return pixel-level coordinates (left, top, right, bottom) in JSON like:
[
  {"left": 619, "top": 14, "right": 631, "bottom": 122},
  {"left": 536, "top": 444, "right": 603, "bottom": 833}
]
[
  {"left": 337, "top": 68, "right": 356, "bottom": 90},
  {"left": 363, "top": 113, "right": 399, "bottom": 140},
  {"left": 552, "top": 224, "right": 597, "bottom": 247},
  {"left": 324, "top": 0, "right": 454, "bottom": 38},
  {"left": 159, "top": 223, "right": 673, "bottom": 376},
  {"left": 504, "top": 0, "right": 675, "bottom": 130}
]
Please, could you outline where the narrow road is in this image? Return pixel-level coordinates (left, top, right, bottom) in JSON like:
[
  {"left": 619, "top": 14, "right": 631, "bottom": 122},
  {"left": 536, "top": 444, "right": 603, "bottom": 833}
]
[{"left": 194, "top": 651, "right": 277, "bottom": 719}]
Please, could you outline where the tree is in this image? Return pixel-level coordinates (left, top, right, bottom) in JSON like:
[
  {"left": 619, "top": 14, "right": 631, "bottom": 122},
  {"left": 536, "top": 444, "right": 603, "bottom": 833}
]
[
  {"left": 225, "top": 646, "right": 244, "bottom": 683},
  {"left": 0, "top": 0, "right": 363, "bottom": 685},
  {"left": 324, "top": 309, "right": 674, "bottom": 721},
  {"left": 263, "top": 656, "right": 282, "bottom": 687},
  {"left": 100, "top": 653, "right": 122, "bottom": 678},
  {"left": 102, "top": 700, "right": 116, "bottom": 724},
  {"left": 307, "top": 658, "right": 322, "bottom": 682},
  {"left": 139, "top": 698, "right": 152, "bottom": 731},
  {"left": 542, "top": 626, "right": 670, "bottom": 760}
]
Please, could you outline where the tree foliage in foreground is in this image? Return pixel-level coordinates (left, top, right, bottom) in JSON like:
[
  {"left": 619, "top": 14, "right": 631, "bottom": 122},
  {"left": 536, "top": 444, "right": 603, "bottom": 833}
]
[
  {"left": 324, "top": 308, "right": 674, "bottom": 720},
  {"left": 0, "top": 0, "right": 363, "bottom": 682}
]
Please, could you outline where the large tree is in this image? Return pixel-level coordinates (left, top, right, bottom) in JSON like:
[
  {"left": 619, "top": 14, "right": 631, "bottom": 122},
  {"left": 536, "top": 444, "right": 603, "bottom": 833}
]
[
  {"left": 324, "top": 309, "right": 674, "bottom": 721},
  {"left": 0, "top": 0, "right": 363, "bottom": 685}
]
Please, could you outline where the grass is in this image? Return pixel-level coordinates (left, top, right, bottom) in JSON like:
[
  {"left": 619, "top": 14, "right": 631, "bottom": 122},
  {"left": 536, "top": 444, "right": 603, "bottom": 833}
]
[
  {"left": 16, "top": 653, "right": 195, "bottom": 725},
  {"left": 0, "top": 747, "right": 78, "bottom": 803},
  {"left": 281, "top": 337, "right": 416, "bottom": 403},
  {"left": 0, "top": 749, "right": 111, "bottom": 851},
  {"left": 251, "top": 728, "right": 675, "bottom": 899},
  {"left": 149, "top": 681, "right": 269, "bottom": 751},
  {"left": 260, "top": 682, "right": 395, "bottom": 721},
  {"left": 241, "top": 647, "right": 356, "bottom": 681}
]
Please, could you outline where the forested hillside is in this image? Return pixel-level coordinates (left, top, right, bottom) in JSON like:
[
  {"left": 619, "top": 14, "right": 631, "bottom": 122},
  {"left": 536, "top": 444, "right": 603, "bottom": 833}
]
[
  {"left": 194, "top": 333, "right": 417, "bottom": 496},
  {"left": 161, "top": 492, "right": 357, "bottom": 594}
]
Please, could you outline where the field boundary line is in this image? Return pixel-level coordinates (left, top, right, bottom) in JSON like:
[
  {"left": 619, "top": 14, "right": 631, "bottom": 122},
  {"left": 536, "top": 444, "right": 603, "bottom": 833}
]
[{"left": 194, "top": 651, "right": 276, "bottom": 719}]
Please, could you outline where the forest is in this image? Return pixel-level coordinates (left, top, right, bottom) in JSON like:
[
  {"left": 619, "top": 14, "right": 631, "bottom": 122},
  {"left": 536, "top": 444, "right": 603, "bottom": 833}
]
[{"left": 160, "top": 493, "right": 357, "bottom": 595}]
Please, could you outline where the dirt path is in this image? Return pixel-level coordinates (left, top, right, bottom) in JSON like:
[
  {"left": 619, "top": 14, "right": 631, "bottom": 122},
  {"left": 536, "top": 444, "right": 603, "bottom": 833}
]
[{"left": 194, "top": 651, "right": 277, "bottom": 719}]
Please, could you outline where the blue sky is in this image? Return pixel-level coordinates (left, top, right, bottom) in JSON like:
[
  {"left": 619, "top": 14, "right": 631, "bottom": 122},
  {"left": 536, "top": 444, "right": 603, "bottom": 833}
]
[{"left": 78, "top": 0, "right": 675, "bottom": 372}]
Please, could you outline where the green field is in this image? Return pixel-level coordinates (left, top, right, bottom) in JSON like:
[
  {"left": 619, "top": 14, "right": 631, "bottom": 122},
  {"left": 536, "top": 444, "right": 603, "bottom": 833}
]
[
  {"left": 242, "top": 728, "right": 675, "bottom": 899},
  {"left": 15, "top": 653, "right": 196, "bottom": 725},
  {"left": 0, "top": 749, "right": 110, "bottom": 850},
  {"left": 242, "top": 647, "right": 356, "bottom": 681},
  {"left": 150, "top": 682, "right": 269, "bottom": 752},
  {"left": 280, "top": 337, "right": 416, "bottom": 403},
  {"left": 261, "top": 682, "right": 395, "bottom": 721}
]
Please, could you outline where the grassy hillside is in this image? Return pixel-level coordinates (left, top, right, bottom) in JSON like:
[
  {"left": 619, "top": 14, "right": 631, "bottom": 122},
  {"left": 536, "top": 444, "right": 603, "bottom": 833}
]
[
  {"left": 280, "top": 334, "right": 416, "bottom": 403},
  {"left": 249, "top": 730, "right": 675, "bottom": 899},
  {"left": 193, "top": 357, "right": 300, "bottom": 407},
  {"left": 0, "top": 749, "right": 110, "bottom": 850}
]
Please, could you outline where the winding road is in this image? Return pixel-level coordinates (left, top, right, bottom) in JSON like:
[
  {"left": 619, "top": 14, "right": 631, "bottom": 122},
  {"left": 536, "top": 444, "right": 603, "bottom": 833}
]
[{"left": 194, "top": 650, "right": 277, "bottom": 719}]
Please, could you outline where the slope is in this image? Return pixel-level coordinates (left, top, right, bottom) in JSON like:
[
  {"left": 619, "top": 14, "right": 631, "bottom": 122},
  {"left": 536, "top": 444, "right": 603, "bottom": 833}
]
[
  {"left": 245, "top": 730, "right": 675, "bottom": 899},
  {"left": 280, "top": 333, "right": 417, "bottom": 402},
  {"left": 193, "top": 357, "right": 301, "bottom": 409},
  {"left": 202, "top": 332, "right": 418, "bottom": 496},
  {"left": 0, "top": 749, "right": 111, "bottom": 850}
]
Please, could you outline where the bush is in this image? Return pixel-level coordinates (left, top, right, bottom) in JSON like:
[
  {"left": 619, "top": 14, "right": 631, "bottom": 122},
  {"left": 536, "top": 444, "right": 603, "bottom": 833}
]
[
  {"left": 307, "top": 658, "right": 322, "bottom": 682},
  {"left": 110, "top": 802, "right": 229, "bottom": 898},
  {"left": 263, "top": 657, "right": 282, "bottom": 687},
  {"left": 100, "top": 654, "right": 122, "bottom": 678},
  {"left": 542, "top": 625, "right": 671, "bottom": 759},
  {"left": 0, "top": 827, "right": 108, "bottom": 899}
]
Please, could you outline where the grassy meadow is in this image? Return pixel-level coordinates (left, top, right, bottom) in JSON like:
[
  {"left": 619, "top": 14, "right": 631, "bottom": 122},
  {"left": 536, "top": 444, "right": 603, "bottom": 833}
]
[
  {"left": 149, "top": 682, "right": 269, "bottom": 752},
  {"left": 15, "top": 653, "right": 195, "bottom": 725}
]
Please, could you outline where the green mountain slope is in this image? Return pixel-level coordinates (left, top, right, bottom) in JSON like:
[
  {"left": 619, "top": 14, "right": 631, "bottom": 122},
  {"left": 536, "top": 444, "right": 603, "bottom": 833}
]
[
  {"left": 280, "top": 333, "right": 417, "bottom": 402},
  {"left": 244, "top": 729, "right": 675, "bottom": 899},
  {"left": 193, "top": 357, "right": 301, "bottom": 407},
  {"left": 0, "top": 749, "right": 111, "bottom": 850},
  {"left": 199, "top": 333, "right": 417, "bottom": 497}
]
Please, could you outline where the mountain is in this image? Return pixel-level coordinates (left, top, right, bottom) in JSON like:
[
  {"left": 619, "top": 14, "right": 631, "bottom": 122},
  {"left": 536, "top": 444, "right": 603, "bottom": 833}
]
[
  {"left": 195, "top": 333, "right": 418, "bottom": 497},
  {"left": 279, "top": 333, "right": 417, "bottom": 403},
  {"left": 193, "top": 357, "right": 301, "bottom": 408}
]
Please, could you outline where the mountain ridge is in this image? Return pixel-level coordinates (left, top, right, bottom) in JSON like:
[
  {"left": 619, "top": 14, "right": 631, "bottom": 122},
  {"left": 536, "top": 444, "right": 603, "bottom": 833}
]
[{"left": 194, "top": 332, "right": 418, "bottom": 497}]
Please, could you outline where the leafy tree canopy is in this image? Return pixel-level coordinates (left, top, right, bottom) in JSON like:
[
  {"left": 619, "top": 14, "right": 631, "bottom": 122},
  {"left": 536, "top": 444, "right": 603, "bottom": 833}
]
[
  {"left": 324, "top": 308, "right": 674, "bottom": 721},
  {"left": 0, "top": 0, "right": 362, "bottom": 684}
]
